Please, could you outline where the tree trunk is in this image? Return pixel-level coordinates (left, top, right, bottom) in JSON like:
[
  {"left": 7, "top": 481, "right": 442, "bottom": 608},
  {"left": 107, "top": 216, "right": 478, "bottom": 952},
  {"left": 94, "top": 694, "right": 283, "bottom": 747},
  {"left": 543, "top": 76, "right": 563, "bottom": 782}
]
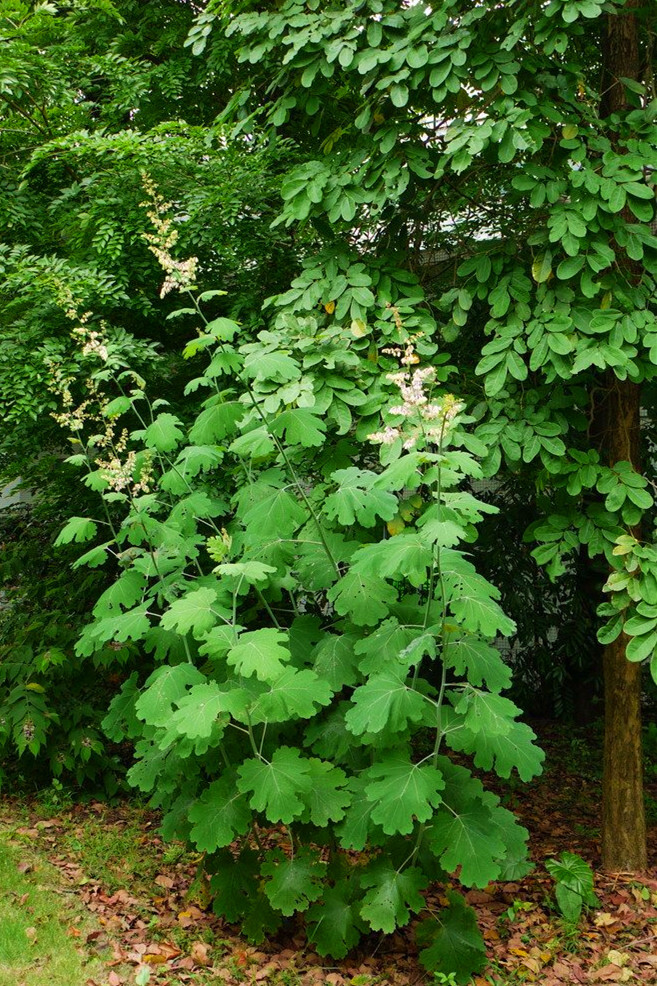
[
  {"left": 598, "top": 0, "right": 647, "bottom": 873},
  {"left": 598, "top": 379, "right": 647, "bottom": 872}
]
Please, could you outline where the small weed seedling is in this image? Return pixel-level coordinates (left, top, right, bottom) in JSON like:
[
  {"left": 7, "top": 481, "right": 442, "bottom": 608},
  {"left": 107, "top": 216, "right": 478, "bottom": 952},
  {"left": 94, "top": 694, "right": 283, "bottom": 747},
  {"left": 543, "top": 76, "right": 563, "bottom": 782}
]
[{"left": 432, "top": 972, "right": 458, "bottom": 986}]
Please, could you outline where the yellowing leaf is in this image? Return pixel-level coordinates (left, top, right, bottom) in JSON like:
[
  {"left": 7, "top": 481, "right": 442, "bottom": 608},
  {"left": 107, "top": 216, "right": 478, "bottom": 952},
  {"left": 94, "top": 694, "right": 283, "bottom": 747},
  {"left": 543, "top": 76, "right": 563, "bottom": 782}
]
[
  {"left": 612, "top": 535, "right": 638, "bottom": 556},
  {"left": 324, "top": 300, "right": 335, "bottom": 314},
  {"left": 350, "top": 318, "right": 367, "bottom": 337},
  {"left": 25, "top": 682, "right": 45, "bottom": 692},
  {"left": 562, "top": 124, "right": 578, "bottom": 139},
  {"left": 594, "top": 911, "right": 618, "bottom": 927},
  {"left": 600, "top": 291, "right": 612, "bottom": 310},
  {"left": 531, "top": 253, "right": 552, "bottom": 283},
  {"left": 607, "top": 950, "right": 629, "bottom": 967},
  {"left": 387, "top": 515, "right": 406, "bottom": 536}
]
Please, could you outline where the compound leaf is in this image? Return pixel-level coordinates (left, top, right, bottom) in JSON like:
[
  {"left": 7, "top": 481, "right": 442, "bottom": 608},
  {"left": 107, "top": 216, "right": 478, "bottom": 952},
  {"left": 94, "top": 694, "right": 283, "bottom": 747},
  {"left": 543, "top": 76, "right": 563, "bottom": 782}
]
[
  {"left": 161, "top": 587, "right": 221, "bottom": 638},
  {"left": 307, "top": 885, "right": 364, "bottom": 958},
  {"left": 261, "top": 848, "right": 325, "bottom": 915},
  {"left": 210, "top": 849, "right": 260, "bottom": 923},
  {"left": 429, "top": 797, "right": 505, "bottom": 888},
  {"left": 271, "top": 408, "right": 327, "bottom": 447},
  {"left": 328, "top": 571, "right": 397, "bottom": 626},
  {"left": 249, "top": 667, "right": 332, "bottom": 723},
  {"left": 324, "top": 467, "right": 398, "bottom": 527},
  {"left": 135, "top": 664, "right": 205, "bottom": 727},
  {"left": 346, "top": 671, "right": 426, "bottom": 735},
  {"left": 188, "top": 774, "right": 251, "bottom": 851},
  {"left": 312, "top": 634, "right": 360, "bottom": 690},
  {"left": 448, "top": 717, "right": 545, "bottom": 781},
  {"left": 55, "top": 516, "right": 98, "bottom": 546},
  {"left": 171, "top": 681, "right": 231, "bottom": 739},
  {"left": 351, "top": 534, "right": 433, "bottom": 588},
  {"left": 359, "top": 862, "right": 427, "bottom": 933},
  {"left": 242, "top": 486, "right": 307, "bottom": 541},
  {"left": 301, "top": 759, "right": 351, "bottom": 826},
  {"left": 417, "top": 890, "right": 486, "bottom": 983},
  {"left": 226, "top": 628, "right": 291, "bottom": 682},
  {"left": 237, "top": 746, "right": 312, "bottom": 823},
  {"left": 442, "top": 632, "right": 512, "bottom": 692},
  {"left": 142, "top": 412, "right": 185, "bottom": 452},
  {"left": 364, "top": 757, "right": 444, "bottom": 835}
]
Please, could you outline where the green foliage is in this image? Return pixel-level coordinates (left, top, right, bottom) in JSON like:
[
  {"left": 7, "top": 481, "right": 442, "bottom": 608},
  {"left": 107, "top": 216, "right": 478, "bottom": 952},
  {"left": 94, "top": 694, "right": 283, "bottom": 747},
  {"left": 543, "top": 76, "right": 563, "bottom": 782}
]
[
  {"left": 14, "top": 0, "right": 657, "bottom": 976},
  {"left": 546, "top": 852, "right": 599, "bottom": 925},
  {"left": 215, "top": 0, "right": 657, "bottom": 696},
  {"left": 52, "top": 258, "right": 541, "bottom": 981},
  {"left": 417, "top": 891, "right": 487, "bottom": 985},
  {"left": 0, "top": 471, "right": 127, "bottom": 791},
  {"left": 0, "top": 0, "right": 307, "bottom": 792}
]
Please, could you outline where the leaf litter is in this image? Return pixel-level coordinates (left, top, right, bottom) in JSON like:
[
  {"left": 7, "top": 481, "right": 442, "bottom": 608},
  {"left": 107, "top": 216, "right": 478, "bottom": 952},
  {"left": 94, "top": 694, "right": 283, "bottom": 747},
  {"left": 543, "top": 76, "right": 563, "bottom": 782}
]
[{"left": 2, "top": 722, "right": 657, "bottom": 986}]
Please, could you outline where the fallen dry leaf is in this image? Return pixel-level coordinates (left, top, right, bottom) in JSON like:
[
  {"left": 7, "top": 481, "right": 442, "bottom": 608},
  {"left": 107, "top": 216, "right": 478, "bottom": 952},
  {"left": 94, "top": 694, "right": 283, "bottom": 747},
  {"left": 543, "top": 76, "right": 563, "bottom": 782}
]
[
  {"left": 158, "top": 941, "right": 182, "bottom": 960},
  {"left": 595, "top": 912, "right": 620, "bottom": 927},
  {"left": 190, "top": 941, "right": 211, "bottom": 967},
  {"left": 143, "top": 953, "right": 168, "bottom": 965},
  {"left": 177, "top": 905, "right": 205, "bottom": 928},
  {"left": 593, "top": 966, "right": 626, "bottom": 981}
]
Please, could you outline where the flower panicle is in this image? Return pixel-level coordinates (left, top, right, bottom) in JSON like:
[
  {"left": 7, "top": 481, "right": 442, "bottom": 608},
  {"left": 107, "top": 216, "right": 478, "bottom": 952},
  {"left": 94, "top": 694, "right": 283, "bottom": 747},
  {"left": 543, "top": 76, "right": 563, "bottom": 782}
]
[
  {"left": 140, "top": 172, "right": 199, "bottom": 297},
  {"left": 369, "top": 339, "right": 464, "bottom": 451}
]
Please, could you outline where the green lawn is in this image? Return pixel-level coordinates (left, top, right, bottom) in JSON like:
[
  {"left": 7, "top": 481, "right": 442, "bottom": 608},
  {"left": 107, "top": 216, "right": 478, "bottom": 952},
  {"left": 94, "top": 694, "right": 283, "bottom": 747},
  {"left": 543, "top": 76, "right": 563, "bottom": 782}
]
[{"left": 0, "top": 827, "right": 105, "bottom": 986}]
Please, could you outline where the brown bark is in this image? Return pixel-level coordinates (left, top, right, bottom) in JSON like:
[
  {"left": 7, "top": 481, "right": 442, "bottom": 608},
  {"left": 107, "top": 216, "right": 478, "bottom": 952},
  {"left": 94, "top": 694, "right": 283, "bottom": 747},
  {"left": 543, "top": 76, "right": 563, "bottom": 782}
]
[
  {"left": 598, "top": 378, "right": 647, "bottom": 872},
  {"left": 598, "top": 0, "right": 647, "bottom": 873},
  {"left": 600, "top": 3, "right": 640, "bottom": 116}
]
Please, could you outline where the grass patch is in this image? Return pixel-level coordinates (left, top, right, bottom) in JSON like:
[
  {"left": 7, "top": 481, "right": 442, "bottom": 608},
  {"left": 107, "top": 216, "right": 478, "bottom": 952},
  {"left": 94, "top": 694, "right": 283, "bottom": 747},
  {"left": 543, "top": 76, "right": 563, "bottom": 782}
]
[
  {"left": 56, "top": 803, "right": 194, "bottom": 901},
  {"left": 61, "top": 812, "right": 159, "bottom": 894},
  {"left": 0, "top": 829, "right": 106, "bottom": 986}
]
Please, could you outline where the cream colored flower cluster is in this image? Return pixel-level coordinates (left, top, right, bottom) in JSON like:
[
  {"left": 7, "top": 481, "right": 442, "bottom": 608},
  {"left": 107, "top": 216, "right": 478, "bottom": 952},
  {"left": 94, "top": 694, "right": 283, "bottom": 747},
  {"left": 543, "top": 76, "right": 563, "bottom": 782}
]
[
  {"left": 47, "top": 312, "right": 153, "bottom": 496},
  {"left": 72, "top": 323, "right": 109, "bottom": 362},
  {"left": 370, "top": 340, "right": 464, "bottom": 451},
  {"left": 141, "top": 173, "right": 199, "bottom": 297},
  {"left": 95, "top": 446, "right": 153, "bottom": 495}
]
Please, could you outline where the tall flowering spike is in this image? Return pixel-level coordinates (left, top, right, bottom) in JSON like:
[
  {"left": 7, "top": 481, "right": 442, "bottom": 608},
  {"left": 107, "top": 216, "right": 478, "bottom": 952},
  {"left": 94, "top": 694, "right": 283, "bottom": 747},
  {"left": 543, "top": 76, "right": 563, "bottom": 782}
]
[
  {"left": 141, "top": 172, "right": 199, "bottom": 297},
  {"left": 370, "top": 338, "right": 464, "bottom": 452}
]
